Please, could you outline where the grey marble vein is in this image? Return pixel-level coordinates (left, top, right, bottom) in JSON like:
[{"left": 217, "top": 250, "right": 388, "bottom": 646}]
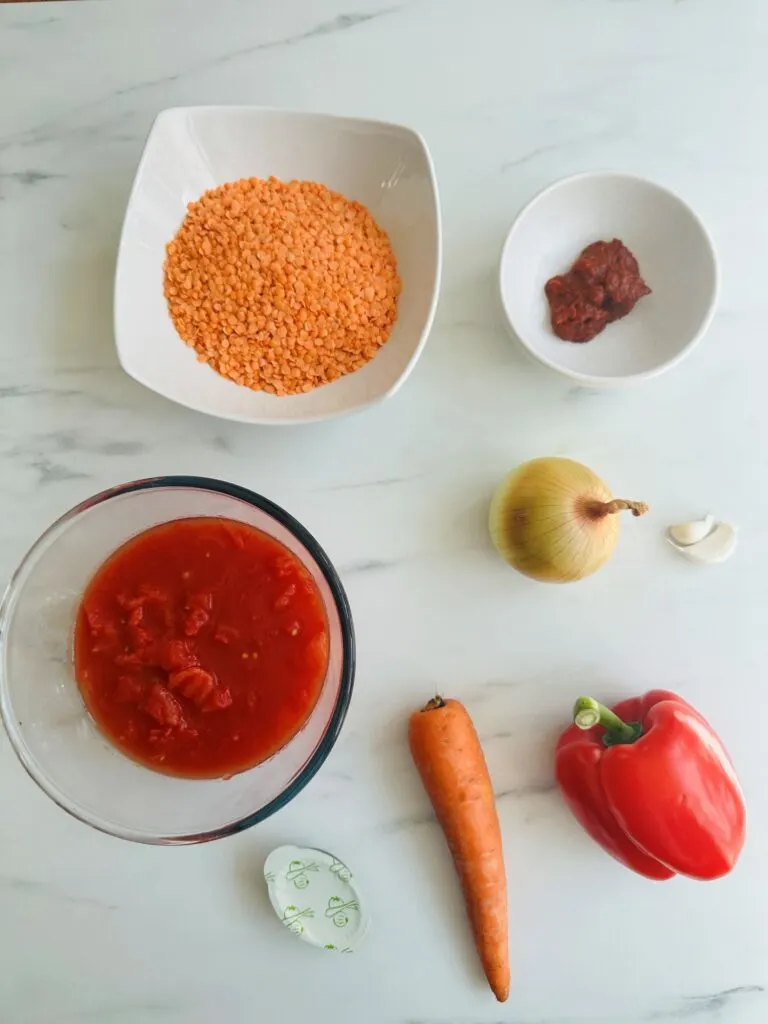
[
  {"left": 500, "top": 128, "right": 619, "bottom": 172},
  {"left": 379, "top": 809, "right": 436, "bottom": 834},
  {"left": 8, "top": 431, "right": 147, "bottom": 489},
  {"left": 0, "top": 384, "right": 88, "bottom": 401},
  {"left": 0, "top": 875, "right": 118, "bottom": 912},
  {"left": 478, "top": 729, "right": 512, "bottom": 742},
  {"left": 211, "top": 434, "right": 233, "bottom": 453},
  {"left": 382, "top": 780, "right": 556, "bottom": 834},
  {"left": 4, "top": 16, "right": 62, "bottom": 31},
  {"left": 30, "top": 458, "right": 92, "bottom": 486},
  {"left": 0, "top": 5, "right": 404, "bottom": 151},
  {"left": 407, "top": 985, "right": 764, "bottom": 1023},
  {"left": 321, "top": 472, "right": 423, "bottom": 492},
  {"left": 0, "top": 169, "right": 64, "bottom": 186},
  {"left": 42, "top": 431, "right": 146, "bottom": 457},
  {"left": 58, "top": 1000, "right": 188, "bottom": 1022},
  {"left": 99, "top": 440, "right": 146, "bottom": 456},
  {"left": 275, "top": 7, "right": 405, "bottom": 46},
  {"left": 340, "top": 557, "right": 398, "bottom": 575},
  {"left": 111, "top": 3, "right": 405, "bottom": 93},
  {"left": 495, "top": 780, "right": 557, "bottom": 801},
  {"left": 647, "top": 985, "right": 765, "bottom": 1020}
]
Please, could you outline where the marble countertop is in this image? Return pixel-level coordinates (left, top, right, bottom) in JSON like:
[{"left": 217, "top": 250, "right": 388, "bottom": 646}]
[{"left": 1, "top": 1, "right": 767, "bottom": 1021}]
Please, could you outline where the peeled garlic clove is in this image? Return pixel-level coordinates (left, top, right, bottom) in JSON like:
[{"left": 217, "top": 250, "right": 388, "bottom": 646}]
[
  {"left": 668, "top": 515, "right": 714, "bottom": 547},
  {"left": 667, "top": 521, "right": 737, "bottom": 564}
]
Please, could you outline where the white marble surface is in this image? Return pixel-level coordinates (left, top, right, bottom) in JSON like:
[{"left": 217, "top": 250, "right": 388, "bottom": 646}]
[{"left": 1, "top": 1, "right": 767, "bottom": 1021}]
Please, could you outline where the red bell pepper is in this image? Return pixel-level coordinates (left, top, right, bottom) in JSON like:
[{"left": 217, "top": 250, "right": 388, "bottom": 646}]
[{"left": 555, "top": 690, "right": 746, "bottom": 881}]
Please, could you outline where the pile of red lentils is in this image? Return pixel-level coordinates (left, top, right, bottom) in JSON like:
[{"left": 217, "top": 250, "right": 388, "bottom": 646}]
[{"left": 163, "top": 177, "right": 401, "bottom": 396}]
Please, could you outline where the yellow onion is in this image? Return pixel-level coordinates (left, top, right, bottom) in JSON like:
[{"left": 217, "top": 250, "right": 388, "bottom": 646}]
[{"left": 489, "top": 457, "right": 648, "bottom": 583}]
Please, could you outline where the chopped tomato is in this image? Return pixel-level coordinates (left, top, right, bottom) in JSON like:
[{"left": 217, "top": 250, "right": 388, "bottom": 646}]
[
  {"left": 129, "top": 626, "right": 153, "bottom": 649},
  {"left": 84, "top": 606, "right": 116, "bottom": 640},
  {"left": 168, "top": 667, "right": 215, "bottom": 705},
  {"left": 159, "top": 639, "right": 199, "bottom": 673},
  {"left": 75, "top": 517, "right": 329, "bottom": 779},
  {"left": 115, "top": 676, "right": 145, "bottom": 703},
  {"left": 203, "top": 687, "right": 233, "bottom": 712},
  {"left": 214, "top": 625, "right": 239, "bottom": 645},
  {"left": 127, "top": 606, "right": 143, "bottom": 627},
  {"left": 142, "top": 683, "right": 186, "bottom": 729},
  {"left": 275, "top": 584, "right": 297, "bottom": 610},
  {"left": 183, "top": 607, "right": 209, "bottom": 636}
]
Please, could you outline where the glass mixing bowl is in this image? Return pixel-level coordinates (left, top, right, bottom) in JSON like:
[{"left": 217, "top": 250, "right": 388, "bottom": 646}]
[{"left": 0, "top": 477, "right": 355, "bottom": 844}]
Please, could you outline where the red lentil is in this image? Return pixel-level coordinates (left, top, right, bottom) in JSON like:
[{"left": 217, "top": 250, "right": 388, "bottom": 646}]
[{"left": 163, "top": 177, "right": 401, "bottom": 395}]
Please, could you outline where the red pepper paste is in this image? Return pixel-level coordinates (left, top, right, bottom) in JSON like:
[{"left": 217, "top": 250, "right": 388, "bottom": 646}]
[
  {"left": 74, "top": 517, "right": 329, "bottom": 779},
  {"left": 544, "top": 239, "right": 651, "bottom": 343}
]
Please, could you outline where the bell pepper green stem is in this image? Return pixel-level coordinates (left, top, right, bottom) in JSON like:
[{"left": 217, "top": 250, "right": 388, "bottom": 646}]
[{"left": 573, "top": 696, "right": 641, "bottom": 745}]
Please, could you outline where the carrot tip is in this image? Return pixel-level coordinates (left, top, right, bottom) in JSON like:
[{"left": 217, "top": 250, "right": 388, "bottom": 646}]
[{"left": 421, "top": 695, "right": 445, "bottom": 712}]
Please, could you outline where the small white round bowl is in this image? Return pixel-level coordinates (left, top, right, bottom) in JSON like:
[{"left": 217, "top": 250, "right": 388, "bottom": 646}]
[{"left": 499, "top": 172, "right": 719, "bottom": 386}]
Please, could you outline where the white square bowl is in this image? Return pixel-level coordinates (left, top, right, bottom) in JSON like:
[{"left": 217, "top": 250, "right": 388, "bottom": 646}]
[{"left": 114, "top": 107, "right": 441, "bottom": 424}]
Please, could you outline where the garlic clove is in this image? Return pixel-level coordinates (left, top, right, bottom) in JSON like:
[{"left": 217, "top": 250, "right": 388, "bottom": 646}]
[
  {"left": 668, "top": 515, "right": 715, "bottom": 547},
  {"left": 667, "top": 521, "right": 737, "bottom": 564}
]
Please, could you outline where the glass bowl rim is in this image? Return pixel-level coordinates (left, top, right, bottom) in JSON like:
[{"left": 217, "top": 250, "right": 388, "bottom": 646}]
[{"left": 0, "top": 475, "right": 356, "bottom": 845}]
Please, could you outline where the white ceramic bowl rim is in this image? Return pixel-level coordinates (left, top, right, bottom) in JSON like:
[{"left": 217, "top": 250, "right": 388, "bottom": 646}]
[
  {"left": 0, "top": 475, "right": 356, "bottom": 844},
  {"left": 499, "top": 170, "right": 720, "bottom": 384}
]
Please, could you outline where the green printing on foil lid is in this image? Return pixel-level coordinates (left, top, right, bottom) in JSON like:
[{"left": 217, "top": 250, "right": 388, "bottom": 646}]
[
  {"left": 264, "top": 845, "right": 370, "bottom": 952},
  {"left": 286, "top": 859, "right": 321, "bottom": 889}
]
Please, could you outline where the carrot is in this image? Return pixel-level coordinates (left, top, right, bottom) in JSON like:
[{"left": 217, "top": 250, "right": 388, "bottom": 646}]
[{"left": 408, "top": 696, "right": 509, "bottom": 1002}]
